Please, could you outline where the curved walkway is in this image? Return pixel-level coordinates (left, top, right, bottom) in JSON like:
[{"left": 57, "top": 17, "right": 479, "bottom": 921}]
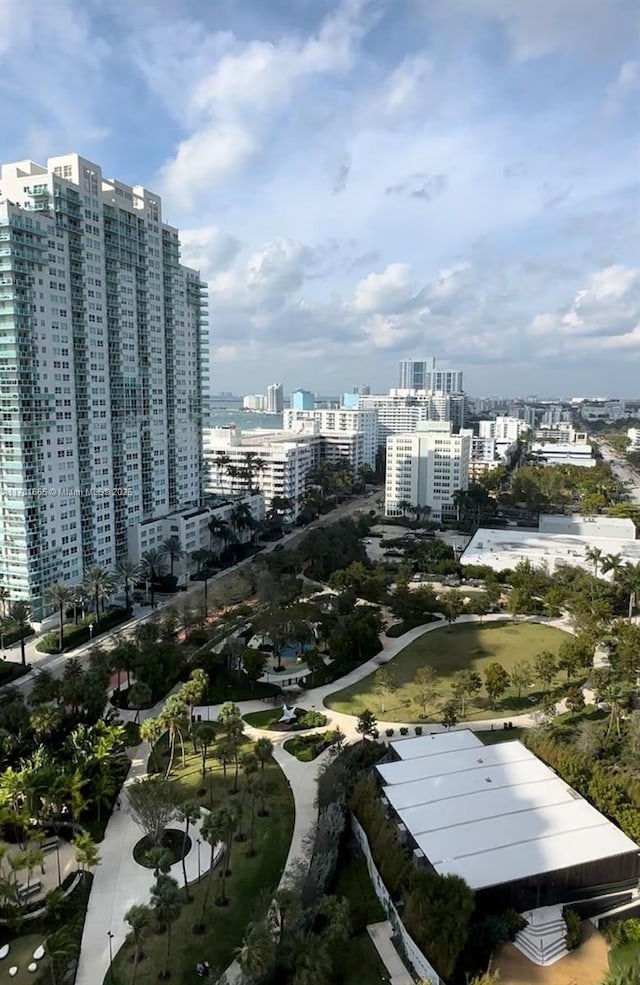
[
  {"left": 76, "top": 740, "right": 222, "bottom": 985},
  {"left": 79, "top": 613, "right": 575, "bottom": 984}
]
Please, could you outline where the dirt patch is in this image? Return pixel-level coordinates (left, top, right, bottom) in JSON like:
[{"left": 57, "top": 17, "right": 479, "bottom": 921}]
[{"left": 494, "top": 923, "right": 609, "bottom": 985}]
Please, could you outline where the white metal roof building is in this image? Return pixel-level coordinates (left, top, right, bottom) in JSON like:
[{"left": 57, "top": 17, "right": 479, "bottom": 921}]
[
  {"left": 461, "top": 514, "right": 639, "bottom": 578},
  {"left": 376, "top": 731, "right": 639, "bottom": 910}
]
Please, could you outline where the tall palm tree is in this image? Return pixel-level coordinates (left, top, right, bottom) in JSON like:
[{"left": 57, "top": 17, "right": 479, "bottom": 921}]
[
  {"left": 601, "top": 553, "right": 623, "bottom": 582},
  {"left": 159, "top": 696, "right": 188, "bottom": 776},
  {"left": 45, "top": 583, "right": 74, "bottom": 653},
  {"left": 83, "top": 565, "right": 114, "bottom": 626},
  {"left": 175, "top": 802, "right": 200, "bottom": 901},
  {"left": 150, "top": 874, "right": 182, "bottom": 980},
  {"left": 212, "top": 451, "right": 231, "bottom": 493},
  {"left": 72, "top": 832, "right": 100, "bottom": 883},
  {"left": 139, "top": 717, "right": 163, "bottom": 774},
  {"left": 585, "top": 547, "right": 604, "bottom": 578},
  {"left": 229, "top": 502, "right": 254, "bottom": 545},
  {"left": 619, "top": 561, "right": 640, "bottom": 622},
  {"left": 161, "top": 537, "right": 185, "bottom": 580},
  {"left": 197, "top": 810, "right": 223, "bottom": 929},
  {"left": 125, "top": 903, "right": 153, "bottom": 985},
  {"left": 8, "top": 600, "right": 31, "bottom": 666},
  {"left": 114, "top": 559, "right": 141, "bottom": 612},
  {"left": 255, "top": 737, "right": 273, "bottom": 773},
  {"left": 140, "top": 548, "right": 167, "bottom": 607},
  {"left": 217, "top": 803, "right": 237, "bottom": 904},
  {"left": 207, "top": 516, "right": 229, "bottom": 558}
]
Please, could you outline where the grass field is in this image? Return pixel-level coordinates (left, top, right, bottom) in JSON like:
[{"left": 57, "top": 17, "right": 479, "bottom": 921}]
[
  {"left": 325, "top": 621, "right": 571, "bottom": 722},
  {"left": 109, "top": 735, "right": 294, "bottom": 985}
]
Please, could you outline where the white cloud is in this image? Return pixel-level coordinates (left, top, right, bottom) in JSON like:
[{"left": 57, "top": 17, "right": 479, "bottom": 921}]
[
  {"left": 154, "top": 0, "right": 379, "bottom": 209},
  {"left": 605, "top": 60, "right": 640, "bottom": 115},
  {"left": 352, "top": 263, "right": 420, "bottom": 313},
  {"left": 179, "top": 226, "right": 242, "bottom": 278}
]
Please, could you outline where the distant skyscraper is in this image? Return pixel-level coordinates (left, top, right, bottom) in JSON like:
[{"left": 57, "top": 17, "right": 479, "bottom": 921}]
[
  {"left": 398, "top": 357, "right": 436, "bottom": 389},
  {"left": 266, "top": 383, "right": 284, "bottom": 414},
  {"left": 353, "top": 384, "right": 370, "bottom": 395},
  {"left": 291, "top": 389, "right": 315, "bottom": 410},
  {"left": 398, "top": 357, "right": 462, "bottom": 394},
  {"left": 0, "top": 153, "right": 207, "bottom": 619}
]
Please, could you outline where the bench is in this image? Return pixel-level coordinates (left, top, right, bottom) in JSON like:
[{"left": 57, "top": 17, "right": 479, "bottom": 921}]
[
  {"left": 18, "top": 882, "right": 41, "bottom": 900},
  {"left": 43, "top": 840, "right": 58, "bottom": 854}
]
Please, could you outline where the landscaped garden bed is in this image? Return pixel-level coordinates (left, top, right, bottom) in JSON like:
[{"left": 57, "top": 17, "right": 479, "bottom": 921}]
[
  {"left": 283, "top": 729, "right": 342, "bottom": 761},
  {"left": 133, "top": 829, "right": 191, "bottom": 868},
  {"left": 242, "top": 707, "right": 327, "bottom": 731}
]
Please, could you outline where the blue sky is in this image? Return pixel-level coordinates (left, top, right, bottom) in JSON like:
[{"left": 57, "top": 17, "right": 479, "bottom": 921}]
[{"left": 1, "top": 0, "right": 638, "bottom": 396}]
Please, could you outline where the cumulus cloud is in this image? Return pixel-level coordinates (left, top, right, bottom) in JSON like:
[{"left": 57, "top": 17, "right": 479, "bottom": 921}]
[
  {"left": 352, "top": 264, "right": 423, "bottom": 313},
  {"left": 152, "top": 0, "right": 380, "bottom": 209},
  {"left": 529, "top": 265, "right": 640, "bottom": 352},
  {"left": 386, "top": 172, "right": 448, "bottom": 202}
]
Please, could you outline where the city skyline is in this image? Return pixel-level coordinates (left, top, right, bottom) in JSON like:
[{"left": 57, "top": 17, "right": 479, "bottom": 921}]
[{"left": 2, "top": 0, "right": 637, "bottom": 398}]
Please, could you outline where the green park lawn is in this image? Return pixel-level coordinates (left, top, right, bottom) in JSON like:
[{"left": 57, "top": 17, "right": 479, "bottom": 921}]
[
  {"left": 326, "top": 621, "right": 571, "bottom": 722},
  {"left": 109, "top": 735, "right": 294, "bottom": 985}
]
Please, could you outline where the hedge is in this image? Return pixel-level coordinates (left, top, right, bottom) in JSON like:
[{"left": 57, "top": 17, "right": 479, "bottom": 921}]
[
  {"left": 0, "top": 661, "right": 30, "bottom": 685},
  {"left": 1, "top": 623, "right": 35, "bottom": 647},
  {"left": 37, "top": 606, "right": 131, "bottom": 653}
]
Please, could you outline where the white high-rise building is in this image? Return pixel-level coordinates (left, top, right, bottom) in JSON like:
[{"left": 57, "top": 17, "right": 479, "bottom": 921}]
[
  {"left": 385, "top": 420, "right": 471, "bottom": 522},
  {"left": 398, "top": 357, "right": 463, "bottom": 394},
  {"left": 359, "top": 390, "right": 465, "bottom": 442},
  {"left": 283, "top": 407, "right": 378, "bottom": 467},
  {"left": 0, "top": 154, "right": 207, "bottom": 618},
  {"left": 203, "top": 427, "right": 316, "bottom": 518},
  {"left": 266, "top": 383, "right": 284, "bottom": 414}
]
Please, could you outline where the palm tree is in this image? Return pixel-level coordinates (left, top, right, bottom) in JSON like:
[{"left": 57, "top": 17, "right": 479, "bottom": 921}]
[
  {"left": 140, "top": 717, "right": 163, "bottom": 773},
  {"left": 159, "top": 696, "right": 188, "bottom": 776},
  {"left": 8, "top": 600, "right": 31, "bottom": 666},
  {"left": 125, "top": 903, "right": 153, "bottom": 985},
  {"left": 114, "top": 559, "right": 141, "bottom": 612},
  {"left": 29, "top": 667, "right": 60, "bottom": 706},
  {"left": 197, "top": 810, "right": 223, "bottom": 929},
  {"left": 195, "top": 722, "right": 218, "bottom": 790},
  {"left": 140, "top": 548, "right": 167, "bottom": 607},
  {"left": 217, "top": 803, "right": 237, "bottom": 904},
  {"left": 619, "top": 561, "right": 640, "bottom": 622},
  {"left": 601, "top": 553, "right": 623, "bottom": 582},
  {"left": 242, "top": 452, "right": 267, "bottom": 493},
  {"left": 93, "top": 771, "right": 117, "bottom": 824},
  {"left": 150, "top": 874, "right": 182, "bottom": 980},
  {"left": 585, "top": 547, "right": 604, "bottom": 578},
  {"left": 212, "top": 450, "right": 231, "bottom": 493},
  {"left": 255, "top": 737, "right": 273, "bottom": 773},
  {"left": 234, "top": 921, "right": 275, "bottom": 981},
  {"left": 229, "top": 502, "right": 255, "bottom": 545},
  {"left": 191, "top": 549, "right": 210, "bottom": 576},
  {"left": 161, "top": 537, "right": 185, "bottom": 580},
  {"left": 207, "top": 516, "right": 228, "bottom": 558},
  {"left": 72, "top": 832, "right": 100, "bottom": 884},
  {"left": 83, "top": 565, "right": 114, "bottom": 626},
  {"left": 175, "top": 802, "right": 200, "bottom": 901},
  {"left": 397, "top": 499, "right": 412, "bottom": 518}
]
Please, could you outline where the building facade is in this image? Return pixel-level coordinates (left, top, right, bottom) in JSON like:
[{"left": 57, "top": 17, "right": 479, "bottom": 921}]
[
  {"left": 290, "top": 389, "right": 315, "bottom": 410},
  {"left": 385, "top": 420, "right": 471, "bottom": 522},
  {"left": 283, "top": 407, "right": 378, "bottom": 467},
  {"left": 0, "top": 154, "right": 207, "bottom": 618},
  {"left": 360, "top": 390, "right": 465, "bottom": 442},
  {"left": 398, "top": 357, "right": 463, "bottom": 394},
  {"left": 203, "top": 427, "right": 317, "bottom": 518},
  {"left": 126, "top": 493, "right": 264, "bottom": 583},
  {"left": 266, "top": 382, "right": 284, "bottom": 414}
]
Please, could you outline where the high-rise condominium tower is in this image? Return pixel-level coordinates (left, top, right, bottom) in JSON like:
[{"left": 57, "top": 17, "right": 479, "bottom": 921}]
[
  {"left": 266, "top": 382, "right": 284, "bottom": 414},
  {"left": 0, "top": 154, "right": 208, "bottom": 618},
  {"left": 398, "top": 357, "right": 463, "bottom": 394}
]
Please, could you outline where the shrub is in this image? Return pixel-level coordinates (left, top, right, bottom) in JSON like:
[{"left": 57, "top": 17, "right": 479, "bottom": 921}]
[
  {"left": 385, "top": 728, "right": 395, "bottom": 737},
  {"left": 602, "top": 918, "right": 640, "bottom": 948},
  {"left": 37, "top": 607, "right": 130, "bottom": 653},
  {"left": 0, "top": 662, "right": 30, "bottom": 686},
  {"left": 564, "top": 908, "right": 582, "bottom": 950},
  {"left": 400, "top": 726, "right": 409, "bottom": 735},
  {"left": 1, "top": 623, "right": 35, "bottom": 647},
  {"left": 185, "top": 628, "right": 208, "bottom": 645},
  {"left": 372, "top": 729, "right": 379, "bottom": 739},
  {"left": 414, "top": 726, "right": 423, "bottom": 736},
  {"left": 503, "top": 907, "right": 527, "bottom": 938},
  {"left": 298, "top": 709, "right": 328, "bottom": 729}
]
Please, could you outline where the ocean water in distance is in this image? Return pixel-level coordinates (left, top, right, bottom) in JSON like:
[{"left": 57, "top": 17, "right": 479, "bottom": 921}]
[{"left": 207, "top": 409, "right": 284, "bottom": 430}]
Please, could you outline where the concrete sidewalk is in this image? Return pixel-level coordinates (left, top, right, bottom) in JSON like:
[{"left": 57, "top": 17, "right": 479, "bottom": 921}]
[{"left": 367, "top": 922, "right": 414, "bottom": 985}]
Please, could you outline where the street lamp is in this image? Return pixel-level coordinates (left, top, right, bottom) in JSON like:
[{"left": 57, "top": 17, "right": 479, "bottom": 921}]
[
  {"left": 196, "top": 838, "right": 201, "bottom": 883},
  {"left": 107, "top": 931, "right": 114, "bottom": 981}
]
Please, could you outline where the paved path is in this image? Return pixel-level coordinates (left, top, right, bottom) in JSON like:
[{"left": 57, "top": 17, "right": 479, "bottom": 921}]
[
  {"left": 79, "top": 612, "right": 576, "bottom": 983},
  {"left": 367, "top": 922, "right": 414, "bottom": 985},
  {"left": 76, "top": 739, "right": 222, "bottom": 985}
]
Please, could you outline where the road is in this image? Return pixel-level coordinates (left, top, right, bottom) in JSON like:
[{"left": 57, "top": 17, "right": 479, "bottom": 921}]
[
  {"left": 2, "top": 491, "right": 377, "bottom": 695},
  {"left": 596, "top": 440, "right": 640, "bottom": 505}
]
